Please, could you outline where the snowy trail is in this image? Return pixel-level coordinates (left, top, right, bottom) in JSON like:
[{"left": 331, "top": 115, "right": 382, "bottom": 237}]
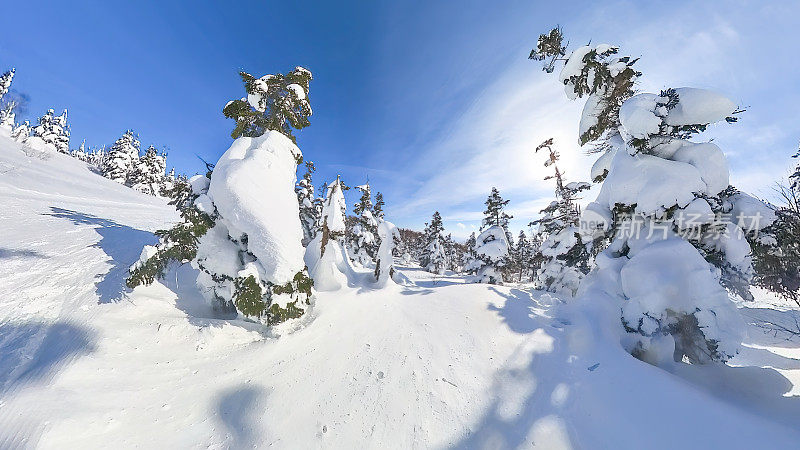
[{"left": 2, "top": 137, "right": 800, "bottom": 448}]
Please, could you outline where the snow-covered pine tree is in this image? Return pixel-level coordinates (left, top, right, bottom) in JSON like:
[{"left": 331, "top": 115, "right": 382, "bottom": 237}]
[
  {"left": 53, "top": 109, "right": 70, "bottom": 153},
  {"left": 419, "top": 211, "right": 447, "bottom": 274},
  {"left": 162, "top": 167, "right": 176, "bottom": 191},
  {"left": 11, "top": 120, "right": 29, "bottom": 143},
  {"left": 0, "top": 68, "right": 13, "bottom": 104},
  {"left": 223, "top": 67, "right": 312, "bottom": 142},
  {"left": 527, "top": 230, "right": 544, "bottom": 282},
  {"left": 0, "top": 101, "right": 15, "bottom": 135},
  {"left": 373, "top": 192, "right": 385, "bottom": 220},
  {"left": 71, "top": 140, "right": 89, "bottom": 162},
  {"left": 374, "top": 218, "right": 400, "bottom": 284},
  {"left": 482, "top": 187, "right": 512, "bottom": 231},
  {"left": 319, "top": 177, "right": 348, "bottom": 253},
  {"left": 129, "top": 67, "right": 315, "bottom": 324},
  {"left": 31, "top": 109, "right": 54, "bottom": 148},
  {"left": 395, "top": 228, "right": 423, "bottom": 263},
  {"left": 505, "top": 232, "right": 515, "bottom": 265},
  {"left": 304, "top": 176, "right": 351, "bottom": 291},
  {"left": 127, "top": 173, "right": 216, "bottom": 290},
  {"left": 32, "top": 109, "right": 70, "bottom": 153},
  {"left": 530, "top": 27, "right": 639, "bottom": 157},
  {"left": 296, "top": 160, "right": 320, "bottom": 246},
  {"left": 530, "top": 138, "right": 592, "bottom": 295},
  {"left": 347, "top": 183, "right": 379, "bottom": 266},
  {"left": 103, "top": 130, "right": 141, "bottom": 184},
  {"left": 462, "top": 232, "right": 481, "bottom": 275},
  {"left": 749, "top": 151, "right": 800, "bottom": 306},
  {"left": 129, "top": 145, "right": 168, "bottom": 196},
  {"left": 511, "top": 230, "right": 533, "bottom": 282},
  {"left": 442, "top": 233, "right": 458, "bottom": 272},
  {"left": 532, "top": 27, "right": 774, "bottom": 364},
  {"left": 87, "top": 144, "right": 106, "bottom": 169},
  {"left": 474, "top": 188, "right": 512, "bottom": 284}
]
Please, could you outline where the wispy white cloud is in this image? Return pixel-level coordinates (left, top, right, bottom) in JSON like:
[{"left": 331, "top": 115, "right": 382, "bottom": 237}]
[{"left": 393, "top": 67, "right": 591, "bottom": 222}]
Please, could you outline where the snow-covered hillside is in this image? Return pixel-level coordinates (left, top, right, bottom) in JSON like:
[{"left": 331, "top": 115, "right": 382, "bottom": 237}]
[{"left": 2, "top": 134, "right": 800, "bottom": 448}]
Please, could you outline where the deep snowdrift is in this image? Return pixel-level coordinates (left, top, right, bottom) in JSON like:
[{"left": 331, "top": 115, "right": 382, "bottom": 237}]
[{"left": 1, "top": 136, "right": 800, "bottom": 448}]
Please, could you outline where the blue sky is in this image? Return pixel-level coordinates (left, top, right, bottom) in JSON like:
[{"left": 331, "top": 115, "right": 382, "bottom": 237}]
[{"left": 2, "top": 0, "right": 799, "bottom": 238}]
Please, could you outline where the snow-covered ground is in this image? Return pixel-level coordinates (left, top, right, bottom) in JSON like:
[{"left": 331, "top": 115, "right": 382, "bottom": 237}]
[{"left": 2, "top": 135, "right": 800, "bottom": 448}]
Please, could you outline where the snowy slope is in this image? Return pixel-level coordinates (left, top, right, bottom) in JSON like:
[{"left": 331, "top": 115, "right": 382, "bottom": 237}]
[{"left": 1, "top": 135, "right": 800, "bottom": 448}]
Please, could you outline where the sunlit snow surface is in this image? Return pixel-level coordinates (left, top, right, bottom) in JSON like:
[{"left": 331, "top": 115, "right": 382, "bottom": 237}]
[{"left": 1, "top": 135, "right": 800, "bottom": 448}]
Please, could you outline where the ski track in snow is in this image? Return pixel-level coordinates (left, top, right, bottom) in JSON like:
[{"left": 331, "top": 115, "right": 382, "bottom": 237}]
[{"left": 2, "top": 135, "right": 800, "bottom": 448}]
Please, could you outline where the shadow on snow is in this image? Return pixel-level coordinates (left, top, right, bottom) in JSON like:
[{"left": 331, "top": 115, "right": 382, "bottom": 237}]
[
  {"left": 215, "top": 385, "right": 268, "bottom": 447},
  {"left": 455, "top": 288, "right": 575, "bottom": 448},
  {"left": 487, "top": 287, "right": 540, "bottom": 334},
  {"left": 45, "top": 207, "right": 159, "bottom": 304},
  {"left": 0, "top": 247, "right": 47, "bottom": 259},
  {"left": 0, "top": 321, "right": 96, "bottom": 395}
]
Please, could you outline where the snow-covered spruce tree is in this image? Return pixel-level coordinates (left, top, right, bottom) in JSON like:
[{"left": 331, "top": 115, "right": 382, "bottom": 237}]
[
  {"left": 32, "top": 109, "right": 70, "bottom": 153},
  {"left": 442, "top": 234, "right": 457, "bottom": 272},
  {"left": 474, "top": 188, "right": 511, "bottom": 284},
  {"left": 103, "top": 130, "right": 141, "bottom": 184},
  {"left": 462, "top": 232, "right": 481, "bottom": 275},
  {"left": 54, "top": 109, "right": 69, "bottom": 152},
  {"left": 749, "top": 153, "right": 800, "bottom": 306},
  {"left": 0, "top": 68, "right": 13, "bottom": 104},
  {"left": 527, "top": 230, "right": 545, "bottom": 282},
  {"left": 369, "top": 190, "right": 399, "bottom": 283},
  {"left": 31, "top": 110, "right": 54, "bottom": 148},
  {"left": 511, "top": 230, "right": 533, "bottom": 282},
  {"left": 304, "top": 176, "right": 350, "bottom": 291},
  {"left": 296, "top": 160, "right": 320, "bottom": 246},
  {"left": 0, "top": 101, "right": 15, "bottom": 136},
  {"left": 420, "top": 211, "right": 448, "bottom": 274},
  {"left": 530, "top": 138, "right": 593, "bottom": 295},
  {"left": 87, "top": 144, "right": 107, "bottom": 169},
  {"left": 71, "top": 140, "right": 87, "bottom": 161},
  {"left": 374, "top": 218, "right": 400, "bottom": 284},
  {"left": 11, "top": 120, "right": 30, "bottom": 142},
  {"left": 373, "top": 192, "right": 385, "bottom": 220},
  {"left": 223, "top": 66, "right": 312, "bottom": 142},
  {"left": 530, "top": 27, "right": 639, "bottom": 157},
  {"left": 129, "top": 145, "right": 168, "bottom": 196},
  {"left": 348, "top": 183, "right": 379, "bottom": 266},
  {"left": 482, "top": 187, "right": 512, "bottom": 231},
  {"left": 395, "top": 228, "right": 423, "bottom": 263},
  {"left": 532, "top": 27, "right": 775, "bottom": 364},
  {"left": 129, "top": 67, "right": 315, "bottom": 324}
]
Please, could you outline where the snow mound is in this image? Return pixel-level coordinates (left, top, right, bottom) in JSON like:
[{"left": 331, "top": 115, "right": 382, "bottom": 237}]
[
  {"left": 674, "top": 198, "right": 714, "bottom": 229},
  {"left": 475, "top": 226, "right": 509, "bottom": 259},
  {"left": 664, "top": 88, "right": 737, "bottom": 127},
  {"left": 540, "top": 227, "right": 579, "bottom": 257},
  {"left": 596, "top": 149, "right": 705, "bottom": 215},
  {"left": 671, "top": 142, "right": 729, "bottom": 195},
  {"left": 208, "top": 131, "right": 305, "bottom": 284},
  {"left": 619, "top": 89, "right": 736, "bottom": 142},
  {"left": 305, "top": 236, "right": 349, "bottom": 291},
  {"left": 620, "top": 237, "right": 744, "bottom": 359},
  {"left": 619, "top": 93, "right": 661, "bottom": 139},
  {"left": 729, "top": 192, "right": 777, "bottom": 231}
]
